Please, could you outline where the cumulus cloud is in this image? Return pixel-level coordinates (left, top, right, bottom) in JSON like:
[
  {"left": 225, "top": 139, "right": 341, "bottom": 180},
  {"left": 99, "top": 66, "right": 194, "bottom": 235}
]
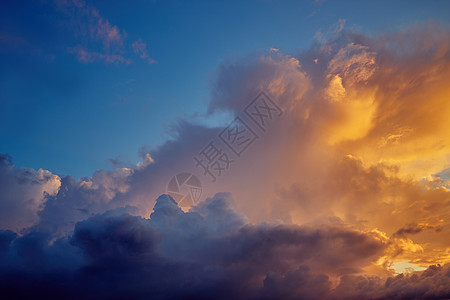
[
  {"left": 0, "top": 154, "right": 60, "bottom": 231},
  {"left": 196, "top": 24, "right": 450, "bottom": 271},
  {"left": 29, "top": 168, "right": 137, "bottom": 237}
]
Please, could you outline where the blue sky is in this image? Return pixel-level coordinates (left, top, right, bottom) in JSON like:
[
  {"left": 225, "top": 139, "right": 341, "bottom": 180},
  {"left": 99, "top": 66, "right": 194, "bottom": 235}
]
[{"left": 1, "top": 0, "right": 449, "bottom": 178}]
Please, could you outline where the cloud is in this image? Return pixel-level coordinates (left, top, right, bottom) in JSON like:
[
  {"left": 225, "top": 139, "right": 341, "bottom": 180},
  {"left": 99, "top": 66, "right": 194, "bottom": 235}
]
[
  {"left": 132, "top": 38, "right": 157, "bottom": 64},
  {"left": 0, "top": 154, "right": 60, "bottom": 232},
  {"left": 0, "top": 32, "right": 27, "bottom": 50},
  {"left": 55, "top": 0, "right": 154, "bottom": 65},
  {"left": 1, "top": 23, "right": 450, "bottom": 298},
  {"left": 67, "top": 46, "right": 131, "bottom": 64},
  {"left": 333, "top": 264, "right": 450, "bottom": 300},
  {"left": 55, "top": 0, "right": 124, "bottom": 48},
  {"left": 29, "top": 167, "right": 137, "bottom": 237},
  {"left": 393, "top": 223, "right": 441, "bottom": 238},
  {"left": 208, "top": 51, "right": 310, "bottom": 114},
  {"left": 0, "top": 194, "right": 449, "bottom": 299}
]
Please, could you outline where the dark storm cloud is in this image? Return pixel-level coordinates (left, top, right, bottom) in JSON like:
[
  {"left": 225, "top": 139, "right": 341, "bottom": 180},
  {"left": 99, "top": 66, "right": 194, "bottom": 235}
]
[
  {"left": 1, "top": 193, "right": 449, "bottom": 299},
  {"left": 332, "top": 264, "right": 450, "bottom": 300}
]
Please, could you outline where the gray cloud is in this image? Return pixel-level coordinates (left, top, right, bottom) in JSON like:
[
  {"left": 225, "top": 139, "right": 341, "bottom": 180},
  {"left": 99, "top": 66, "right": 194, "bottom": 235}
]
[
  {"left": 0, "top": 154, "right": 60, "bottom": 231},
  {"left": 0, "top": 194, "right": 449, "bottom": 299}
]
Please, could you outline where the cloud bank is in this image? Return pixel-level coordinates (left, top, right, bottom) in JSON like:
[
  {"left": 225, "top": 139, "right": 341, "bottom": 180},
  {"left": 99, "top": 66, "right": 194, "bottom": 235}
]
[{"left": 1, "top": 194, "right": 449, "bottom": 300}]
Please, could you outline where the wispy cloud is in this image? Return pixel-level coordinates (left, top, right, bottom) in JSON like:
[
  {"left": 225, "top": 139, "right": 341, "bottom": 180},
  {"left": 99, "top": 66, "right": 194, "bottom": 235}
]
[
  {"left": 55, "top": 0, "right": 154, "bottom": 65},
  {"left": 68, "top": 45, "right": 131, "bottom": 64},
  {"left": 132, "top": 38, "right": 157, "bottom": 64},
  {"left": 0, "top": 33, "right": 27, "bottom": 49}
]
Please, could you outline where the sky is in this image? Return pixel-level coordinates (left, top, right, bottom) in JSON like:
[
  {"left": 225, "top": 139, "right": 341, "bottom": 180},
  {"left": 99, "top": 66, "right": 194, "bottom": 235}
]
[
  {"left": 1, "top": 1, "right": 450, "bottom": 299},
  {"left": 1, "top": 0, "right": 449, "bottom": 178}
]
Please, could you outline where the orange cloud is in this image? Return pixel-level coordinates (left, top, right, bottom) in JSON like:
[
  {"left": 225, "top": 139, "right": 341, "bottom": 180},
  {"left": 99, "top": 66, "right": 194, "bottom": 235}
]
[{"left": 202, "top": 24, "right": 450, "bottom": 276}]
